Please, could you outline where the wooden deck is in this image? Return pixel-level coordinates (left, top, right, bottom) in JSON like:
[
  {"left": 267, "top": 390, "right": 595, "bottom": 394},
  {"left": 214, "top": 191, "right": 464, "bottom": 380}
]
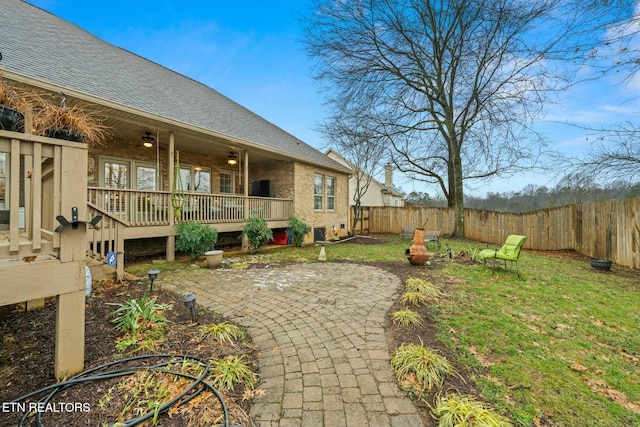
[
  {"left": 1, "top": 130, "right": 87, "bottom": 379},
  {"left": 87, "top": 188, "right": 293, "bottom": 227}
]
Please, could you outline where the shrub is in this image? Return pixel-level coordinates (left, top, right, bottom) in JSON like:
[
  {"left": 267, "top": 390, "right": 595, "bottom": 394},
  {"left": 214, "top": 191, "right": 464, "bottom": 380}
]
[
  {"left": 287, "top": 214, "right": 311, "bottom": 247},
  {"left": 176, "top": 221, "right": 218, "bottom": 260},
  {"left": 432, "top": 394, "right": 513, "bottom": 427},
  {"left": 242, "top": 215, "right": 272, "bottom": 253}
]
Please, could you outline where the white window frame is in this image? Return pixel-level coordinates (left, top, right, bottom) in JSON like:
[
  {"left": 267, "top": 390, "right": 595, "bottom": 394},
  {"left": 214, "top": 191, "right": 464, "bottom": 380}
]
[
  {"left": 101, "top": 158, "right": 130, "bottom": 189},
  {"left": 136, "top": 161, "right": 160, "bottom": 191},
  {"left": 326, "top": 176, "right": 336, "bottom": 211},
  {"left": 314, "top": 173, "right": 324, "bottom": 210},
  {"left": 99, "top": 156, "right": 161, "bottom": 190},
  {"left": 219, "top": 170, "right": 242, "bottom": 194}
]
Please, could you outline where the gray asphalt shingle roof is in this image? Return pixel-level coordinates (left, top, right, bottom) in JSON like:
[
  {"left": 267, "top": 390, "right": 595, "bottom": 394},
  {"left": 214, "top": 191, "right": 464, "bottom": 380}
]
[{"left": 0, "top": 0, "right": 346, "bottom": 172}]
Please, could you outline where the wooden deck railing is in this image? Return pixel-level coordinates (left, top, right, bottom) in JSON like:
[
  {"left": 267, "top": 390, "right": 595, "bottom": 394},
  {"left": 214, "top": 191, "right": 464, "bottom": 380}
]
[
  {"left": 87, "top": 187, "right": 293, "bottom": 226},
  {"left": 0, "top": 131, "right": 87, "bottom": 260},
  {"left": 87, "top": 203, "right": 126, "bottom": 278}
]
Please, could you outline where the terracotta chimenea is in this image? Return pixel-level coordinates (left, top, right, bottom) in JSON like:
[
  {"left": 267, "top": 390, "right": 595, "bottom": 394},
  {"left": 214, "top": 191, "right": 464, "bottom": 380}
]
[{"left": 405, "top": 228, "right": 430, "bottom": 266}]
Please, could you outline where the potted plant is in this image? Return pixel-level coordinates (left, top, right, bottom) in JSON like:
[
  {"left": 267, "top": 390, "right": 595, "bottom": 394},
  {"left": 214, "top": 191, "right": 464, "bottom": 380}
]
[
  {"left": 175, "top": 221, "right": 220, "bottom": 267},
  {"left": 0, "top": 75, "right": 29, "bottom": 132},
  {"left": 590, "top": 258, "right": 612, "bottom": 271},
  {"left": 32, "top": 92, "right": 108, "bottom": 146}
]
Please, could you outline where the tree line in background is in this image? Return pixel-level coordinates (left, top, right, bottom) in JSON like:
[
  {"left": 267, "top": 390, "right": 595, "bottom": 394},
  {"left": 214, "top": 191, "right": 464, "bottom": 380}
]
[{"left": 404, "top": 173, "right": 640, "bottom": 213}]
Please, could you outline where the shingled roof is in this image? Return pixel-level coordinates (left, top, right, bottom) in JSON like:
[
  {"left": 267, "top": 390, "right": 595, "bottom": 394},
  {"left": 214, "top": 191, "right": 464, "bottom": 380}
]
[{"left": 0, "top": 0, "right": 347, "bottom": 172}]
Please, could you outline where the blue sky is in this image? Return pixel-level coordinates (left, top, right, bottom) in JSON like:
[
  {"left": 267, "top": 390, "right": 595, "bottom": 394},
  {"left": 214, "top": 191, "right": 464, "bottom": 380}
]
[{"left": 26, "top": 0, "right": 640, "bottom": 197}]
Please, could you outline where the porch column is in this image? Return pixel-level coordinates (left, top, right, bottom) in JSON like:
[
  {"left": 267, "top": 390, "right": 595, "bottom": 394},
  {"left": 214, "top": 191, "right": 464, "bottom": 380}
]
[
  {"left": 242, "top": 150, "right": 250, "bottom": 252},
  {"left": 166, "top": 132, "right": 175, "bottom": 262},
  {"left": 244, "top": 150, "right": 249, "bottom": 197}
]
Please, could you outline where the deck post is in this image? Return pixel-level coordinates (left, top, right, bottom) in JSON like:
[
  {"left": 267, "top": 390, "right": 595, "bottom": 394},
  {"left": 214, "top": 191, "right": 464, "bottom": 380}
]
[
  {"left": 167, "top": 131, "right": 176, "bottom": 261},
  {"left": 55, "top": 145, "right": 88, "bottom": 378},
  {"left": 55, "top": 289, "right": 85, "bottom": 380}
]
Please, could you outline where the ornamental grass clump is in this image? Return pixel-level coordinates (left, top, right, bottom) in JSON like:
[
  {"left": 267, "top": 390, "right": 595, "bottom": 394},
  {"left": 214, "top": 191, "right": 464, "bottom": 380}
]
[
  {"left": 392, "top": 309, "right": 424, "bottom": 328},
  {"left": 432, "top": 394, "right": 513, "bottom": 427},
  {"left": 107, "top": 295, "right": 171, "bottom": 351},
  {"left": 401, "top": 291, "right": 431, "bottom": 306},
  {"left": 0, "top": 74, "right": 31, "bottom": 131},
  {"left": 198, "top": 322, "right": 246, "bottom": 346},
  {"left": 405, "top": 278, "right": 442, "bottom": 298},
  {"left": 391, "top": 342, "right": 455, "bottom": 396},
  {"left": 211, "top": 356, "right": 258, "bottom": 391},
  {"left": 31, "top": 93, "right": 109, "bottom": 146}
]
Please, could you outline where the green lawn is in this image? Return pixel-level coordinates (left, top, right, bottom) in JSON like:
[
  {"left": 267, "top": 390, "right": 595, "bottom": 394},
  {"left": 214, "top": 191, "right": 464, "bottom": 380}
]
[
  {"left": 130, "top": 235, "right": 640, "bottom": 426},
  {"left": 435, "top": 242, "right": 640, "bottom": 427}
]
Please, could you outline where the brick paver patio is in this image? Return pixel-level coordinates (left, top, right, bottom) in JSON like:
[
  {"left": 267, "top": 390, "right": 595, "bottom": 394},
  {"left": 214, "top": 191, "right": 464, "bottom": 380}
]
[{"left": 164, "top": 262, "right": 423, "bottom": 427}]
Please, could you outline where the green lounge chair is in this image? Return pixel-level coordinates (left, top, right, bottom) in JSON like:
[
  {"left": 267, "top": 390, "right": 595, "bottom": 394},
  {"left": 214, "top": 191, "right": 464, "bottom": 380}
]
[{"left": 478, "top": 235, "right": 527, "bottom": 276}]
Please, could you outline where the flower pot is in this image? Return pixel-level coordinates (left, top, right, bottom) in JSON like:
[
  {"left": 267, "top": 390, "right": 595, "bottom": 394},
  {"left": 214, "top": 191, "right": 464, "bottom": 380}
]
[
  {"left": 45, "top": 128, "right": 84, "bottom": 142},
  {"left": 204, "top": 250, "right": 224, "bottom": 268},
  {"left": 590, "top": 258, "right": 612, "bottom": 271},
  {"left": 0, "top": 105, "right": 24, "bottom": 132}
]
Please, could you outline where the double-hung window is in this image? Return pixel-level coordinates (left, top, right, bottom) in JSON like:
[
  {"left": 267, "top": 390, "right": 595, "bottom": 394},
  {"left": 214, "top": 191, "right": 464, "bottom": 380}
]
[
  {"left": 314, "top": 174, "right": 324, "bottom": 210},
  {"left": 326, "top": 176, "right": 336, "bottom": 210},
  {"left": 314, "top": 173, "right": 337, "bottom": 211}
]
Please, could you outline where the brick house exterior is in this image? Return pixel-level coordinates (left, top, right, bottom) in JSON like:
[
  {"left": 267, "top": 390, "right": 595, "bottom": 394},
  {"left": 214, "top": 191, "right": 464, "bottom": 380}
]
[{"left": 1, "top": 0, "right": 352, "bottom": 258}]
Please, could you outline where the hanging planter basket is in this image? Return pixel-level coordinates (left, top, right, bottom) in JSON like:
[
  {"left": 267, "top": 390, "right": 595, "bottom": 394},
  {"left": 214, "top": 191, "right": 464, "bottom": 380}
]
[
  {"left": 0, "top": 105, "right": 24, "bottom": 132},
  {"left": 171, "top": 151, "right": 185, "bottom": 219},
  {"left": 45, "top": 128, "right": 84, "bottom": 142},
  {"left": 171, "top": 196, "right": 184, "bottom": 218}
]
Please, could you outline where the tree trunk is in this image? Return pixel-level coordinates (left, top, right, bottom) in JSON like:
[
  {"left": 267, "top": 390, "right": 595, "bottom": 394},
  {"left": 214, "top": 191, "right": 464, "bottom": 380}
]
[
  {"left": 350, "top": 204, "right": 360, "bottom": 236},
  {"left": 450, "top": 151, "right": 465, "bottom": 238}
]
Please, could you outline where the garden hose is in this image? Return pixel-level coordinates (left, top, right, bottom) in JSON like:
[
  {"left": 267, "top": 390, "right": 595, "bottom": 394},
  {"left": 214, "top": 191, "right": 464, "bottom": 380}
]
[{"left": 10, "top": 354, "right": 231, "bottom": 427}]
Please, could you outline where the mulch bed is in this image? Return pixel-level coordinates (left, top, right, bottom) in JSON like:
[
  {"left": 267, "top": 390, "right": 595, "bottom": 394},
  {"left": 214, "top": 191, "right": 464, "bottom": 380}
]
[{"left": 0, "top": 276, "right": 257, "bottom": 427}]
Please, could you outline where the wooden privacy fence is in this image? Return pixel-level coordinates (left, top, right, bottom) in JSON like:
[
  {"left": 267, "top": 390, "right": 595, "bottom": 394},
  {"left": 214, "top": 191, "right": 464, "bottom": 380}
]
[{"left": 367, "top": 197, "right": 640, "bottom": 270}]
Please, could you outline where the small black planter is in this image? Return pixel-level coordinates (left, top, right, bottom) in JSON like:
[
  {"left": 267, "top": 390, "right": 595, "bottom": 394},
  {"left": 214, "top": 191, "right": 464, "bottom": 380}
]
[
  {"left": 45, "top": 128, "right": 84, "bottom": 142},
  {"left": 0, "top": 105, "right": 24, "bottom": 132},
  {"left": 590, "top": 258, "right": 612, "bottom": 271}
]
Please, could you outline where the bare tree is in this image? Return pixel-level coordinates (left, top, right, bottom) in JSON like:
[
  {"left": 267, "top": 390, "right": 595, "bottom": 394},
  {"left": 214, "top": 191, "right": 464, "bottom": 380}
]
[
  {"left": 560, "top": 2, "right": 640, "bottom": 185},
  {"left": 303, "top": 0, "right": 634, "bottom": 236},
  {"left": 322, "top": 112, "right": 387, "bottom": 235},
  {"left": 568, "top": 122, "right": 640, "bottom": 184}
]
